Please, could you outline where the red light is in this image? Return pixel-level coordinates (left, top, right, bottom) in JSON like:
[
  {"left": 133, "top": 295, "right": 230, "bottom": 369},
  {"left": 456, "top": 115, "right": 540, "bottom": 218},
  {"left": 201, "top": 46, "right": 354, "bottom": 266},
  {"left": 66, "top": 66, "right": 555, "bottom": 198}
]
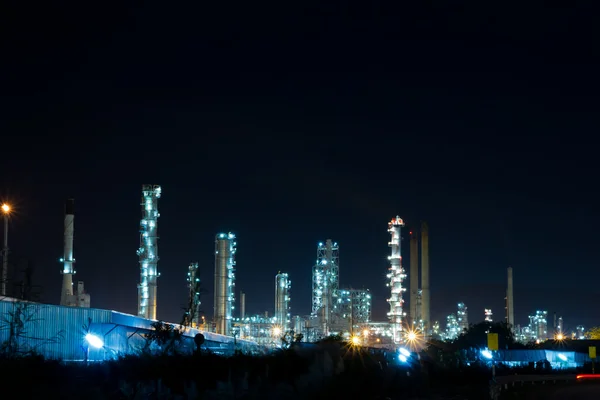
[
  {"left": 577, "top": 374, "right": 600, "bottom": 380},
  {"left": 409, "top": 231, "right": 413, "bottom": 235}
]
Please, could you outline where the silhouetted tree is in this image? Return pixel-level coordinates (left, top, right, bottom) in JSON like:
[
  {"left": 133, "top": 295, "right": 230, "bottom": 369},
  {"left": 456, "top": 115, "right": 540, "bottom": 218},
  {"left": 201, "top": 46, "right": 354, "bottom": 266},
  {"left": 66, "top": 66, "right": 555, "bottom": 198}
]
[
  {"left": 143, "top": 321, "right": 184, "bottom": 355},
  {"left": 586, "top": 327, "right": 600, "bottom": 339},
  {"left": 453, "top": 321, "right": 517, "bottom": 350}
]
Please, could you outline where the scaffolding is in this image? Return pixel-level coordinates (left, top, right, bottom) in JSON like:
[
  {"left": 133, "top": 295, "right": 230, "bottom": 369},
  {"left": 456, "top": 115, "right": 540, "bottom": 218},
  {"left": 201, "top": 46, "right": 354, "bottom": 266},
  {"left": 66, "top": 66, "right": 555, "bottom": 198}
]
[
  {"left": 137, "top": 185, "right": 161, "bottom": 320},
  {"left": 311, "top": 239, "right": 339, "bottom": 336},
  {"left": 386, "top": 216, "right": 405, "bottom": 344}
]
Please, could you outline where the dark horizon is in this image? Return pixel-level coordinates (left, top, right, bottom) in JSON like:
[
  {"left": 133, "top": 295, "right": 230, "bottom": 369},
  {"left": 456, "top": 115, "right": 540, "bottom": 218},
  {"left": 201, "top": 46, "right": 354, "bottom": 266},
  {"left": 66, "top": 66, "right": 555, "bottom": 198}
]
[{"left": 2, "top": 2, "right": 599, "bottom": 331}]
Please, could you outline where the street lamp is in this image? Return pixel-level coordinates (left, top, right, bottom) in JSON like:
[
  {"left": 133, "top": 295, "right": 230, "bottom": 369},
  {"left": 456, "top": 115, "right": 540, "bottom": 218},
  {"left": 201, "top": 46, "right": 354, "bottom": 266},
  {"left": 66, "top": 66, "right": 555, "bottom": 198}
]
[{"left": 1, "top": 203, "right": 10, "bottom": 297}]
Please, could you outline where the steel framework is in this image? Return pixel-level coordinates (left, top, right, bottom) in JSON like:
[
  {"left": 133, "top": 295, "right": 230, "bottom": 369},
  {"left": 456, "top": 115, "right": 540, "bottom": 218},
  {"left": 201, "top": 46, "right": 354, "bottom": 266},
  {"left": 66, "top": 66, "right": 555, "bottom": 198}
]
[
  {"left": 137, "top": 185, "right": 161, "bottom": 320},
  {"left": 214, "top": 232, "right": 236, "bottom": 336},
  {"left": 60, "top": 199, "right": 76, "bottom": 307},
  {"left": 386, "top": 216, "right": 406, "bottom": 344},
  {"left": 311, "top": 239, "right": 339, "bottom": 335},
  {"left": 186, "top": 262, "right": 202, "bottom": 326}
]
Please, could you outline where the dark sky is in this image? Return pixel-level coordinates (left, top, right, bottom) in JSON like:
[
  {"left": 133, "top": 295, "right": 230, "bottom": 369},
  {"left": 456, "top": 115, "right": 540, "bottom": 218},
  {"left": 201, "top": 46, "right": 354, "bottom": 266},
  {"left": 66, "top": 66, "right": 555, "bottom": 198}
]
[{"left": 1, "top": 2, "right": 599, "bottom": 330}]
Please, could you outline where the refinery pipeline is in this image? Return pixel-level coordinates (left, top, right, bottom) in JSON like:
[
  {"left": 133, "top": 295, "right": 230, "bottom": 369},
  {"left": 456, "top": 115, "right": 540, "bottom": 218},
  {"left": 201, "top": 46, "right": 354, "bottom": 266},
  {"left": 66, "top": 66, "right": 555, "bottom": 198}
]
[{"left": 0, "top": 184, "right": 571, "bottom": 361}]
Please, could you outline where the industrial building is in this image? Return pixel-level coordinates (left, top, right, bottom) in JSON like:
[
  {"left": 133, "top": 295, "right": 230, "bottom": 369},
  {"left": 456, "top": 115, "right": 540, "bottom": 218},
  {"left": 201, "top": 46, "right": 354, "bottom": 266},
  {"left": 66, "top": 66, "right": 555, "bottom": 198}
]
[
  {"left": 457, "top": 302, "right": 468, "bottom": 332},
  {"left": 214, "top": 232, "right": 237, "bottom": 336},
  {"left": 484, "top": 308, "right": 493, "bottom": 322},
  {"left": 0, "top": 297, "right": 256, "bottom": 360}
]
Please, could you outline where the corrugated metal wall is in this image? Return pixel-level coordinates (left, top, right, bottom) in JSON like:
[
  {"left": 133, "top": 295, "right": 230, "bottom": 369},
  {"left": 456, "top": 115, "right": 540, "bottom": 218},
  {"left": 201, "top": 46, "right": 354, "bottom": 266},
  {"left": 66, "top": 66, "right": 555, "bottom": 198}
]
[{"left": 0, "top": 300, "right": 259, "bottom": 361}]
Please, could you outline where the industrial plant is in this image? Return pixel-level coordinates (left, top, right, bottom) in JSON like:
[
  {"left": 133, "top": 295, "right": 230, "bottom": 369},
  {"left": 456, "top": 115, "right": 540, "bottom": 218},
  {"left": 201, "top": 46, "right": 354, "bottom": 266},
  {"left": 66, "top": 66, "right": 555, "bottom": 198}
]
[{"left": 0, "top": 185, "right": 592, "bottom": 362}]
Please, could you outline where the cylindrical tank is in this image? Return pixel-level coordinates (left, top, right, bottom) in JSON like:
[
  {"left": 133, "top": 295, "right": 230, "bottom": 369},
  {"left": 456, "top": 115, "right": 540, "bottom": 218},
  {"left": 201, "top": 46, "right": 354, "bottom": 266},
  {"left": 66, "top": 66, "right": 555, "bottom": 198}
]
[{"left": 214, "top": 233, "right": 236, "bottom": 336}]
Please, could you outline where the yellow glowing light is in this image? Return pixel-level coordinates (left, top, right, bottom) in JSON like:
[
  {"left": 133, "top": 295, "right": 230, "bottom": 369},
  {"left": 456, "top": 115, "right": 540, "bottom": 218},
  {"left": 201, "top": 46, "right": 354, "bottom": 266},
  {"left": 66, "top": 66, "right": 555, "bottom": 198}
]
[
  {"left": 407, "top": 331, "right": 417, "bottom": 341},
  {"left": 351, "top": 336, "right": 361, "bottom": 346},
  {"left": 272, "top": 327, "right": 282, "bottom": 337},
  {"left": 556, "top": 333, "right": 564, "bottom": 341},
  {"left": 363, "top": 329, "right": 369, "bottom": 337},
  {"left": 1, "top": 204, "right": 10, "bottom": 214}
]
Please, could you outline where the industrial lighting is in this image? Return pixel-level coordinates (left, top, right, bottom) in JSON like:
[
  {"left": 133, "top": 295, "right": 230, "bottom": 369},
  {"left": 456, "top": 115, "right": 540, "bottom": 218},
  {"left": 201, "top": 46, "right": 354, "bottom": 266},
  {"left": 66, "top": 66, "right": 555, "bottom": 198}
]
[
  {"left": 1, "top": 204, "right": 10, "bottom": 214},
  {"left": 363, "top": 329, "right": 369, "bottom": 337},
  {"left": 398, "top": 354, "right": 408, "bottom": 363},
  {"left": 85, "top": 333, "right": 104, "bottom": 349},
  {"left": 556, "top": 333, "right": 564, "bottom": 341},
  {"left": 481, "top": 349, "right": 493, "bottom": 359},
  {"left": 272, "top": 327, "right": 282, "bottom": 337},
  {"left": 557, "top": 353, "right": 567, "bottom": 361},
  {"left": 399, "top": 347, "right": 410, "bottom": 357},
  {"left": 351, "top": 336, "right": 361, "bottom": 346}
]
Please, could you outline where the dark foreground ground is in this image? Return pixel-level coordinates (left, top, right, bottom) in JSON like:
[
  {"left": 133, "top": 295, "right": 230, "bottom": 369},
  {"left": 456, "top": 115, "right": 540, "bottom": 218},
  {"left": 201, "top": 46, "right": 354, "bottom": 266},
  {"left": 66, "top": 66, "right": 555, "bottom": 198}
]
[{"left": 501, "top": 382, "right": 600, "bottom": 400}]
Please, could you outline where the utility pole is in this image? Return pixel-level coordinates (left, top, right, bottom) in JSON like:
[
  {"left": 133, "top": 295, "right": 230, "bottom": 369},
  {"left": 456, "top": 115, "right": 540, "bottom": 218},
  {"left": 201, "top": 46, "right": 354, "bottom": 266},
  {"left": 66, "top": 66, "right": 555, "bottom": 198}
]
[{"left": 1, "top": 203, "right": 11, "bottom": 297}]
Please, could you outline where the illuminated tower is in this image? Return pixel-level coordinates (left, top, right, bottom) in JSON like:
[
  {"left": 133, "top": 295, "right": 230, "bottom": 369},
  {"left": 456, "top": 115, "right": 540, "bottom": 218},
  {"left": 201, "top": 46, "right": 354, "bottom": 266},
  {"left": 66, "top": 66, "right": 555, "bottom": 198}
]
[
  {"left": 214, "top": 232, "right": 237, "bottom": 336},
  {"left": 457, "top": 302, "right": 468, "bottom": 332},
  {"left": 485, "top": 309, "right": 493, "bottom": 322},
  {"left": 186, "top": 262, "right": 202, "bottom": 326},
  {"left": 311, "top": 239, "right": 339, "bottom": 336},
  {"left": 275, "top": 272, "right": 291, "bottom": 332},
  {"left": 60, "top": 199, "right": 77, "bottom": 307},
  {"left": 137, "top": 185, "right": 161, "bottom": 320},
  {"left": 386, "top": 216, "right": 405, "bottom": 344}
]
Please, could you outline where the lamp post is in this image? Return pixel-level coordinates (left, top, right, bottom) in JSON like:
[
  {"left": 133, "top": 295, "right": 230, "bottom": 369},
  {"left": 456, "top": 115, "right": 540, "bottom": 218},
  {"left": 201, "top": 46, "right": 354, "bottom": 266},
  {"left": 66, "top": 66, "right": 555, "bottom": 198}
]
[{"left": 1, "top": 203, "right": 10, "bottom": 297}]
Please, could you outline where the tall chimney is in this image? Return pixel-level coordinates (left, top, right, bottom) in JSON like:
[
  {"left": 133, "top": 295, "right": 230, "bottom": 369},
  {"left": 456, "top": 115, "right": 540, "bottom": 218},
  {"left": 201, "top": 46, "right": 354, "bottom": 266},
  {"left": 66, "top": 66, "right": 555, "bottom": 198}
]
[
  {"left": 420, "top": 221, "right": 430, "bottom": 335},
  {"left": 409, "top": 231, "right": 420, "bottom": 326},
  {"left": 506, "top": 267, "right": 514, "bottom": 327},
  {"left": 240, "top": 291, "right": 246, "bottom": 319},
  {"left": 60, "top": 199, "right": 76, "bottom": 306}
]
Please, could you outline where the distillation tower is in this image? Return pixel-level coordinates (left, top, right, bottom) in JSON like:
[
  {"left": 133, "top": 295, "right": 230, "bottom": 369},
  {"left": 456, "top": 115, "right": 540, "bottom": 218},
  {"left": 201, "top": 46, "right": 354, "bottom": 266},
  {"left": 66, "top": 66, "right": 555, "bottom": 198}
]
[
  {"left": 214, "top": 232, "right": 237, "bottom": 336},
  {"left": 409, "top": 230, "right": 420, "bottom": 327},
  {"left": 275, "top": 272, "right": 291, "bottom": 332},
  {"left": 387, "top": 216, "right": 405, "bottom": 344},
  {"left": 137, "top": 185, "right": 161, "bottom": 320},
  {"left": 186, "top": 262, "right": 202, "bottom": 326},
  {"left": 311, "top": 239, "right": 339, "bottom": 336},
  {"left": 60, "top": 199, "right": 76, "bottom": 306}
]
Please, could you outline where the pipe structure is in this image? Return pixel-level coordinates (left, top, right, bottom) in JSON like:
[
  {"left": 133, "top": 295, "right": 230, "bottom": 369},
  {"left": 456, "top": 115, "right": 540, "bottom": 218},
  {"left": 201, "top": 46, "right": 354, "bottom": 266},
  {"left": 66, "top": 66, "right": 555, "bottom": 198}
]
[
  {"left": 214, "top": 232, "right": 236, "bottom": 336},
  {"left": 507, "top": 267, "right": 514, "bottom": 327},
  {"left": 275, "top": 272, "right": 291, "bottom": 332},
  {"left": 409, "top": 230, "right": 420, "bottom": 327},
  {"left": 137, "top": 185, "right": 161, "bottom": 320},
  {"left": 386, "top": 216, "right": 405, "bottom": 344},
  {"left": 240, "top": 291, "right": 246, "bottom": 320},
  {"left": 60, "top": 199, "right": 76, "bottom": 306},
  {"left": 420, "top": 221, "right": 430, "bottom": 336}
]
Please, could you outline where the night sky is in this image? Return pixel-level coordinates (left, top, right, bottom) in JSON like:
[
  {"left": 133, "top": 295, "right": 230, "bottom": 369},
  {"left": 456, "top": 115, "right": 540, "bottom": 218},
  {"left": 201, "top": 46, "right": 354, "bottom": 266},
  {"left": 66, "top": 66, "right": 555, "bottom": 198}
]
[{"left": 2, "top": 3, "right": 599, "bottom": 330}]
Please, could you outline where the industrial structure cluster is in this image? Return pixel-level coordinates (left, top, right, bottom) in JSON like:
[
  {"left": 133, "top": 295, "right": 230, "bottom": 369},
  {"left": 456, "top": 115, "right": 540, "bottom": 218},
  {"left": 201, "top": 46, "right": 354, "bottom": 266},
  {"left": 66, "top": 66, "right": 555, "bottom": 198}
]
[{"left": 0, "top": 184, "right": 592, "bottom": 361}]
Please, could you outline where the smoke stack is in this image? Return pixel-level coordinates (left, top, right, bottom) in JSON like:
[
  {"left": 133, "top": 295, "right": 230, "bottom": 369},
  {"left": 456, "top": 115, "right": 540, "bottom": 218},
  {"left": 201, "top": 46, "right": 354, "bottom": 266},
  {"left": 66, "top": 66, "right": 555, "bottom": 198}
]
[
  {"left": 60, "top": 199, "right": 76, "bottom": 306},
  {"left": 420, "top": 221, "right": 430, "bottom": 335},
  {"left": 506, "top": 267, "right": 514, "bottom": 327},
  {"left": 240, "top": 291, "right": 246, "bottom": 319},
  {"left": 409, "top": 231, "right": 419, "bottom": 325}
]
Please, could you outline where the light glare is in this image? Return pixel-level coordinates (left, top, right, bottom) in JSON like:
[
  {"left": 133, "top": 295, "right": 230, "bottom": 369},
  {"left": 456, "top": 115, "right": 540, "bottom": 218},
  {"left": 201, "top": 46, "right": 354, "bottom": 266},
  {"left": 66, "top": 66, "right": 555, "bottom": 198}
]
[{"left": 85, "top": 333, "right": 104, "bottom": 349}]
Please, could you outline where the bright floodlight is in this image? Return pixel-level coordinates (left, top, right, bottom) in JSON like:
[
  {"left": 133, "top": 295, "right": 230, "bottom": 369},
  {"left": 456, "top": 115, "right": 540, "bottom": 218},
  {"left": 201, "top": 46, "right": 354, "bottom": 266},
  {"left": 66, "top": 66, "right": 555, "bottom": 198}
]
[
  {"left": 399, "top": 347, "right": 411, "bottom": 357},
  {"left": 1, "top": 204, "right": 10, "bottom": 214},
  {"left": 363, "top": 329, "right": 369, "bottom": 337},
  {"left": 272, "top": 327, "right": 282, "bottom": 337},
  {"left": 351, "top": 336, "right": 361, "bottom": 346},
  {"left": 398, "top": 354, "right": 408, "bottom": 363},
  {"left": 85, "top": 333, "right": 104, "bottom": 349},
  {"left": 558, "top": 353, "right": 567, "bottom": 361},
  {"left": 407, "top": 331, "right": 417, "bottom": 341},
  {"left": 556, "top": 333, "right": 564, "bottom": 341},
  {"left": 481, "top": 349, "right": 493, "bottom": 359}
]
